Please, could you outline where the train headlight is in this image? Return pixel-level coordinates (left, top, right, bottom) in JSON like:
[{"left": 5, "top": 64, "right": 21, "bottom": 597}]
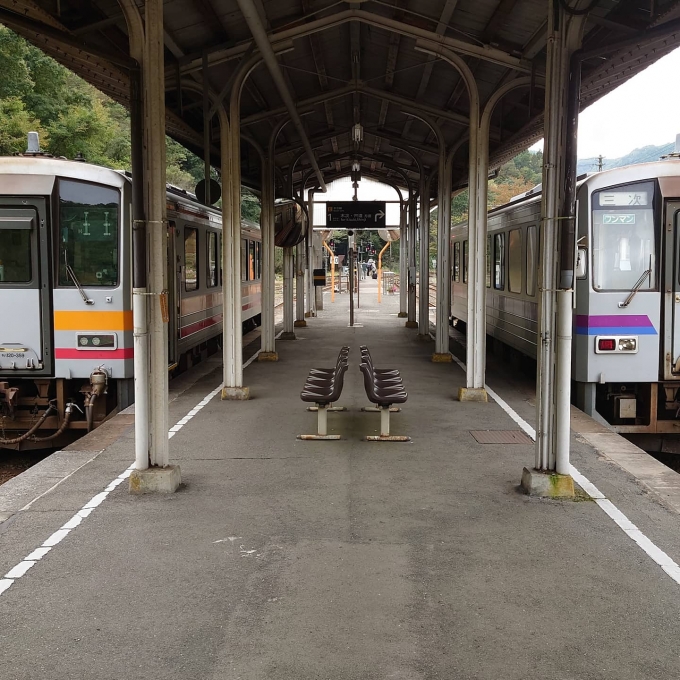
[
  {"left": 618, "top": 338, "right": 637, "bottom": 352},
  {"left": 75, "top": 334, "right": 117, "bottom": 350},
  {"left": 595, "top": 336, "right": 638, "bottom": 354}
]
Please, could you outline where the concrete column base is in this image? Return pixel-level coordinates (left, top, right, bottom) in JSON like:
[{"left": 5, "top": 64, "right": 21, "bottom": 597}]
[
  {"left": 520, "top": 467, "right": 575, "bottom": 498},
  {"left": 458, "top": 387, "right": 488, "bottom": 402},
  {"left": 405, "top": 320, "right": 418, "bottom": 328},
  {"left": 279, "top": 332, "right": 296, "bottom": 340},
  {"left": 416, "top": 333, "right": 433, "bottom": 342},
  {"left": 304, "top": 311, "right": 315, "bottom": 318},
  {"left": 221, "top": 386, "right": 250, "bottom": 400},
  {"left": 432, "top": 352, "right": 453, "bottom": 363},
  {"left": 129, "top": 465, "right": 181, "bottom": 494},
  {"left": 257, "top": 351, "right": 279, "bottom": 362},
  {"left": 397, "top": 312, "right": 408, "bottom": 318},
  {"left": 294, "top": 320, "right": 307, "bottom": 327}
]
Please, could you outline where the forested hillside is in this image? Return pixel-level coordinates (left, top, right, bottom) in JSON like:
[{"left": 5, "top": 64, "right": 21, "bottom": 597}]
[{"left": 577, "top": 142, "right": 674, "bottom": 174}]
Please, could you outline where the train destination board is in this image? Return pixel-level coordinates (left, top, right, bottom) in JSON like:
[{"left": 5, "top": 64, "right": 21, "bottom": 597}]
[{"left": 326, "top": 201, "right": 386, "bottom": 228}]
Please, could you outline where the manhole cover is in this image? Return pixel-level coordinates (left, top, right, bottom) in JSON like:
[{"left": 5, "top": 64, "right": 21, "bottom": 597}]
[{"left": 469, "top": 430, "right": 533, "bottom": 444}]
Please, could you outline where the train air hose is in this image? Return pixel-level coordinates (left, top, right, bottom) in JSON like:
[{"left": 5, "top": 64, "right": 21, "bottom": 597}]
[{"left": 0, "top": 403, "right": 74, "bottom": 445}]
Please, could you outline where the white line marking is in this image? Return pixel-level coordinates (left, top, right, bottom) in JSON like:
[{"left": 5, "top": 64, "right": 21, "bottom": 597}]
[
  {"left": 0, "top": 331, "right": 284, "bottom": 598},
  {"left": 449, "top": 344, "right": 680, "bottom": 586}
]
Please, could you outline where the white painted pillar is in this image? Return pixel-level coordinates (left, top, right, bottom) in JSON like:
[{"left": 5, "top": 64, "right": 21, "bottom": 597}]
[
  {"left": 306, "top": 190, "right": 316, "bottom": 318},
  {"left": 314, "top": 231, "right": 324, "bottom": 311},
  {"left": 282, "top": 247, "right": 295, "bottom": 337},
  {"left": 398, "top": 206, "right": 407, "bottom": 318},
  {"left": 434, "top": 146, "right": 452, "bottom": 359},
  {"left": 406, "top": 195, "right": 418, "bottom": 328},
  {"left": 144, "top": 0, "right": 170, "bottom": 465},
  {"left": 295, "top": 239, "right": 306, "bottom": 327},
  {"left": 536, "top": 5, "right": 573, "bottom": 471},
  {"left": 221, "top": 61, "right": 249, "bottom": 399},
  {"left": 259, "top": 157, "right": 277, "bottom": 360},
  {"left": 418, "top": 174, "right": 430, "bottom": 337}
]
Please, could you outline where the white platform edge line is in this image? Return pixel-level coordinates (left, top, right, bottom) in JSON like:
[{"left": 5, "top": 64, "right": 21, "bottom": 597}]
[
  {"left": 0, "top": 331, "right": 284, "bottom": 598},
  {"left": 449, "top": 346, "right": 680, "bottom": 586}
]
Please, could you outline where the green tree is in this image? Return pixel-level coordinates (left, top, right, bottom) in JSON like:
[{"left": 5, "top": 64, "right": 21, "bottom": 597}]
[
  {"left": 0, "top": 27, "right": 31, "bottom": 100},
  {"left": 0, "top": 97, "right": 46, "bottom": 155}
]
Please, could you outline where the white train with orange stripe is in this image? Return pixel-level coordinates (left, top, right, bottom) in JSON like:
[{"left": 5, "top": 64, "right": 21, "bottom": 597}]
[{"left": 0, "top": 154, "right": 302, "bottom": 449}]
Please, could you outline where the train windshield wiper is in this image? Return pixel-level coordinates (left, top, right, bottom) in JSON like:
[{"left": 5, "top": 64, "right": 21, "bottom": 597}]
[
  {"left": 618, "top": 265, "right": 652, "bottom": 309},
  {"left": 63, "top": 250, "right": 94, "bottom": 305}
]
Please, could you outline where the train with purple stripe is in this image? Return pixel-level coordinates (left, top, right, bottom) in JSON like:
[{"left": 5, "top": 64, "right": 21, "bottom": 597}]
[{"left": 451, "top": 157, "right": 680, "bottom": 438}]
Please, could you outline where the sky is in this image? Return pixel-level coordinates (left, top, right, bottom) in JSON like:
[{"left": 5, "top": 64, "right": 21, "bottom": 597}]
[{"left": 532, "top": 45, "right": 680, "bottom": 159}]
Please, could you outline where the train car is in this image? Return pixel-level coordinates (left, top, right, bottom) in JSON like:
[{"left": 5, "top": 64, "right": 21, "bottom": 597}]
[
  {"left": 451, "top": 158, "right": 680, "bottom": 436},
  {"left": 0, "top": 153, "right": 299, "bottom": 449}
]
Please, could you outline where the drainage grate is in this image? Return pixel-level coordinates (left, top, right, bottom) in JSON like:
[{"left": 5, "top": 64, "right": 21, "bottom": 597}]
[{"left": 469, "top": 430, "right": 533, "bottom": 444}]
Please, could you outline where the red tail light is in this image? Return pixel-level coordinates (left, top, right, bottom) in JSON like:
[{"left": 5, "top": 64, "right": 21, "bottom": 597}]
[{"left": 598, "top": 338, "right": 616, "bottom": 351}]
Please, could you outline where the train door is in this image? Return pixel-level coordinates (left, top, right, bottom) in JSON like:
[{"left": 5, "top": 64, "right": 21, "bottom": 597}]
[
  {"left": 667, "top": 202, "right": 680, "bottom": 377},
  {"left": 0, "top": 198, "right": 52, "bottom": 376},
  {"left": 167, "top": 221, "right": 179, "bottom": 368}
]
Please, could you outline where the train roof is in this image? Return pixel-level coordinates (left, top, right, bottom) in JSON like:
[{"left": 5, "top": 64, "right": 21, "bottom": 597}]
[{"left": 485, "top": 158, "right": 680, "bottom": 219}]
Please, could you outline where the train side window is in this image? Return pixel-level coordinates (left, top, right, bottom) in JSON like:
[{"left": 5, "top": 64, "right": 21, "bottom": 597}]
[
  {"left": 255, "top": 241, "right": 261, "bottom": 279},
  {"left": 0, "top": 224, "right": 31, "bottom": 283},
  {"left": 486, "top": 236, "right": 491, "bottom": 288},
  {"left": 241, "top": 238, "right": 248, "bottom": 281},
  {"left": 207, "top": 231, "right": 218, "bottom": 288},
  {"left": 526, "top": 226, "right": 537, "bottom": 296},
  {"left": 249, "top": 240, "right": 256, "bottom": 280},
  {"left": 184, "top": 228, "right": 198, "bottom": 292},
  {"left": 494, "top": 233, "right": 505, "bottom": 290},
  {"left": 463, "top": 240, "right": 469, "bottom": 283},
  {"left": 219, "top": 235, "right": 223, "bottom": 285},
  {"left": 508, "top": 228, "right": 522, "bottom": 293},
  {"left": 453, "top": 242, "right": 461, "bottom": 282}
]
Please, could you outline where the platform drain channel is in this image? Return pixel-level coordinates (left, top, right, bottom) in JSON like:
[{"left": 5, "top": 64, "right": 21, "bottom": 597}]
[{"left": 469, "top": 430, "right": 533, "bottom": 444}]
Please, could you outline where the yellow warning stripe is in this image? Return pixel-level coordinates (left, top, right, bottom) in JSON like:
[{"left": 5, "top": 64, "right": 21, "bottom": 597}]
[{"left": 54, "top": 310, "right": 133, "bottom": 331}]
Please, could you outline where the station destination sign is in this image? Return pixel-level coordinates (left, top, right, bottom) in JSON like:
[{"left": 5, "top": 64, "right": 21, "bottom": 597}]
[{"left": 326, "top": 201, "right": 386, "bottom": 228}]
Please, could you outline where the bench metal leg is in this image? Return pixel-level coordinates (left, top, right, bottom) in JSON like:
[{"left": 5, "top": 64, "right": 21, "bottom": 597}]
[
  {"left": 360, "top": 406, "right": 401, "bottom": 413},
  {"left": 298, "top": 404, "right": 341, "bottom": 440},
  {"left": 365, "top": 406, "right": 410, "bottom": 442},
  {"left": 307, "top": 403, "right": 347, "bottom": 412}
]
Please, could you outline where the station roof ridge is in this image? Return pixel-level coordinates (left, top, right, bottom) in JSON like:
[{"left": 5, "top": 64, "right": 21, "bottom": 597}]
[{"left": 2, "top": 0, "right": 680, "bottom": 198}]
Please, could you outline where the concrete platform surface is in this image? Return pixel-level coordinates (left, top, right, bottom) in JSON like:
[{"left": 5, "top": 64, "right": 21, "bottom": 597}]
[{"left": 2, "top": 279, "right": 680, "bottom": 679}]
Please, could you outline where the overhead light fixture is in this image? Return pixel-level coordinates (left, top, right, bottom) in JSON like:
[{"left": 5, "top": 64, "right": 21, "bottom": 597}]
[{"left": 352, "top": 123, "right": 363, "bottom": 143}]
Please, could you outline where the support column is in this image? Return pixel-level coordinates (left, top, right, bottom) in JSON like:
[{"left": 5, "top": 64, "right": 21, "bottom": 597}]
[
  {"left": 398, "top": 206, "right": 407, "bottom": 317},
  {"left": 306, "top": 190, "right": 316, "bottom": 319},
  {"left": 221, "top": 58, "right": 253, "bottom": 400},
  {"left": 129, "top": 0, "right": 180, "bottom": 493},
  {"left": 405, "top": 196, "right": 418, "bottom": 329},
  {"left": 295, "top": 239, "right": 306, "bottom": 327},
  {"left": 314, "top": 231, "right": 324, "bottom": 311},
  {"left": 433, "top": 145, "right": 452, "bottom": 361},
  {"left": 258, "top": 156, "right": 277, "bottom": 361},
  {"left": 143, "top": 0, "right": 170, "bottom": 462},
  {"left": 417, "top": 173, "right": 431, "bottom": 339},
  {"left": 281, "top": 247, "right": 296, "bottom": 339},
  {"left": 521, "top": 0, "right": 579, "bottom": 497}
]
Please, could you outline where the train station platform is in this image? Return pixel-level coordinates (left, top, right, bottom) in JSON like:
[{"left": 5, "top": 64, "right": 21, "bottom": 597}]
[{"left": 3, "top": 278, "right": 680, "bottom": 679}]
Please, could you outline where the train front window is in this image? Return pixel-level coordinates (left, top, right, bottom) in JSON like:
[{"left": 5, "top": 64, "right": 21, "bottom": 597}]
[
  {"left": 0, "top": 225, "right": 31, "bottom": 283},
  {"left": 58, "top": 180, "right": 119, "bottom": 287},
  {"left": 592, "top": 181, "right": 656, "bottom": 291}
]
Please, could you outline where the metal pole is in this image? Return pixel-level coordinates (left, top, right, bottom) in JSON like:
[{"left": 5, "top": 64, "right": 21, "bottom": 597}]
[
  {"left": 418, "top": 174, "right": 430, "bottom": 337},
  {"left": 349, "top": 244, "right": 355, "bottom": 326},
  {"left": 130, "top": 65, "right": 149, "bottom": 471},
  {"left": 398, "top": 209, "right": 407, "bottom": 317},
  {"left": 406, "top": 196, "right": 418, "bottom": 328},
  {"left": 306, "top": 190, "right": 315, "bottom": 319},
  {"left": 434, "top": 143, "right": 452, "bottom": 358},
  {"left": 259, "top": 156, "right": 277, "bottom": 359},
  {"left": 323, "top": 241, "right": 336, "bottom": 303},
  {"left": 555, "top": 288, "right": 572, "bottom": 474},
  {"left": 282, "top": 247, "right": 295, "bottom": 337},
  {"left": 144, "top": 0, "right": 169, "bottom": 465},
  {"left": 295, "top": 240, "right": 306, "bottom": 327},
  {"left": 378, "top": 242, "right": 390, "bottom": 304}
]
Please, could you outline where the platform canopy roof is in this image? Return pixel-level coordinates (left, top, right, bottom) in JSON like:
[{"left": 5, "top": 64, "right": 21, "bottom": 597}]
[{"left": 3, "top": 0, "right": 680, "bottom": 196}]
